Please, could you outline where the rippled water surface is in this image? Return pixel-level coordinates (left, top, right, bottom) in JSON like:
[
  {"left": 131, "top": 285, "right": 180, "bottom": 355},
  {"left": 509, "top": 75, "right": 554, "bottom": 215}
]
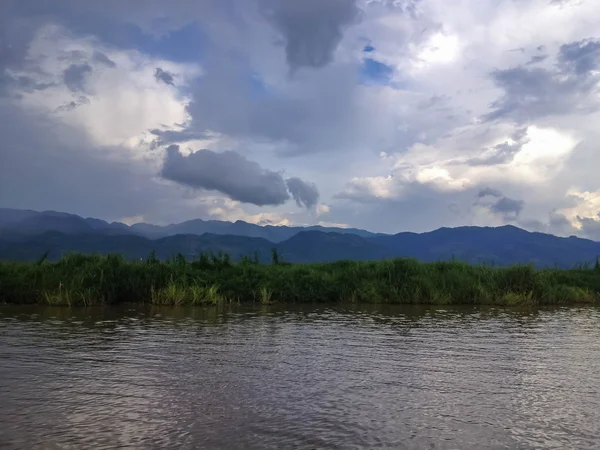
[{"left": 1, "top": 305, "right": 599, "bottom": 449}]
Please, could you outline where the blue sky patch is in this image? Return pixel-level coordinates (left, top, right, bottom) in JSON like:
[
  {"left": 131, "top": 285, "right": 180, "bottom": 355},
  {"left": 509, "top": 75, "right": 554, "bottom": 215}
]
[
  {"left": 248, "top": 72, "right": 271, "bottom": 98},
  {"left": 360, "top": 58, "right": 394, "bottom": 85}
]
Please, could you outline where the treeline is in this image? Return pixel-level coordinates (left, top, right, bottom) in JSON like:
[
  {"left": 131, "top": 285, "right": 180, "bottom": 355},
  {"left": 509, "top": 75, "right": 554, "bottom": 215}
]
[{"left": 1, "top": 251, "right": 600, "bottom": 306}]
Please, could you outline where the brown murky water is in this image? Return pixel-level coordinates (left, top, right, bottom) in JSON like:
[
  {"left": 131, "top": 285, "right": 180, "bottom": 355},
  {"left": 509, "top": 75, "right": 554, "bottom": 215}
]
[{"left": 1, "top": 304, "right": 599, "bottom": 449}]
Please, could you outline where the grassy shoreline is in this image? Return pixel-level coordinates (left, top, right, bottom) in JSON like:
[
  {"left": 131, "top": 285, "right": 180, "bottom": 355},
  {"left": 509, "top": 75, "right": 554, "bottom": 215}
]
[{"left": 1, "top": 252, "right": 600, "bottom": 306}]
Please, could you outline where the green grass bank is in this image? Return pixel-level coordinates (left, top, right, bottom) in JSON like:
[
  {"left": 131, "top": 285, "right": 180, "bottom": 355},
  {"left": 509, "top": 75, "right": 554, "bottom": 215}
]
[{"left": 1, "top": 252, "right": 600, "bottom": 306}]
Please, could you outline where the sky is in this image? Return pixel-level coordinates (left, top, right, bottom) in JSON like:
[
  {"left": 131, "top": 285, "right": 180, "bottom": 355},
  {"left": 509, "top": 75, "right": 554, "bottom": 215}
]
[{"left": 1, "top": 0, "right": 600, "bottom": 238}]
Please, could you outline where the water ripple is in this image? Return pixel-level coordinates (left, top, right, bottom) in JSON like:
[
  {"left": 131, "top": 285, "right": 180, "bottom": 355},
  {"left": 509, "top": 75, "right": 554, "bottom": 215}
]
[{"left": 0, "top": 305, "right": 599, "bottom": 449}]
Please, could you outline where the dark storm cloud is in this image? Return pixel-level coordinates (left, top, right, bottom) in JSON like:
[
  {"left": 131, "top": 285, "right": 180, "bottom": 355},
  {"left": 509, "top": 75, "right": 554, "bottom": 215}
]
[
  {"left": 154, "top": 67, "right": 175, "bottom": 86},
  {"left": 484, "top": 38, "right": 600, "bottom": 122},
  {"left": 468, "top": 127, "right": 528, "bottom": 167},
  {"left": 477, "top": 187, "right": 502, "bottom": 198},
  {"left": 511, "top": 127, "right": 528, "bottom": 142},
  {"left": 56, "top": 96, "right": 90, "bottom": 112},
  {"left": 490, "top": 197, "right": 524, "bottom": 217},
  {"left": 549, "top": 211, "right": 573, "bottom": 231},
  {"left": 0, "top": 8, "right": 48, "bottom": 95},
  {"left": 467, "top": 140, "right": 523, "bottom": 166},
  {"left": 150, "top": 128, "right": 209, "bottom": 145},
  {"left": 484, "top": 66, "right": 598, "bottom": 121},
  {"left": 558, "top": 38, "right": 600, "bottom": 75},
  {"left": 526, "top": 54, "right": 548, "bottom": 65},
  {"left": 520, "top": 211, "right": 600, "bottom": 241},
  {"left": 92, "top": 51, "right": 116, "bottom": 68},
  {"left": 519, "top": 210, "right": 579, "bottom": 238},
  {"left": 476, "top": 188, "right": 524, "bottom": 219},
  {"left": 259, "top": 0, "right": 362, "bottom": 70},
  {"left": 0, "top": 16, "right": 33, "bottom": 70},
  {"left": 485, "top": 67, "right": 564, "bottom": 121},
  {"left": 63, "top": 63, "right": 93, "bottom": 92},
  {"left": 161, "top": 145, "right": 292, "bottom": 206},
  {"left": 577, "top": 215, "right": 600, "bottom": 241},
  {"left": 13, "top": 76, "right": 55, "bottom": 92},
  {"left": 286, "top": 177, "right": 319, "bottom": 208},
  {"left": 178, "top": 53, "right": 361, "bottom": 154}
]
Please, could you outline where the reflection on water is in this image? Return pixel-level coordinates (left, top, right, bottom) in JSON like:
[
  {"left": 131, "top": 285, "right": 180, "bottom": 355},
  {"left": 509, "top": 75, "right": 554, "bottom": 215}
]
[{"left": 1, "top": 304, "right": 599, "bottom": 449}]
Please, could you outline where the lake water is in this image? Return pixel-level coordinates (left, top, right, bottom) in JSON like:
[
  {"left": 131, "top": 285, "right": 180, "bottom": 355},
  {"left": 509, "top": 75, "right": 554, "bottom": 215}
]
[{"left": 1, "top": 305, "right": 599, "bottom": 449}]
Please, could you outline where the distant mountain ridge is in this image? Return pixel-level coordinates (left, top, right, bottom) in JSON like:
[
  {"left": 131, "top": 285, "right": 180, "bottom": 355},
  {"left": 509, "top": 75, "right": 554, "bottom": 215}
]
[
  {"left": 0, "top": 209, "right": 132, "bottom": 236},
  {"left": 0, "top": 208, "right": 381, "bottom": 242},
  {"left": 1, "top": 208, "right": 599, "bottom": 268}
]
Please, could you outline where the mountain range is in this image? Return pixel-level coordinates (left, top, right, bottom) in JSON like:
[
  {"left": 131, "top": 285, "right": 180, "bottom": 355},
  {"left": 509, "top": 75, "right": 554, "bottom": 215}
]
[
  {"left": 0, "top": 208, "right": 380, "bottom": 241},
  {"left": 1, "top": 208, "right": 599, "bottom": 268}
]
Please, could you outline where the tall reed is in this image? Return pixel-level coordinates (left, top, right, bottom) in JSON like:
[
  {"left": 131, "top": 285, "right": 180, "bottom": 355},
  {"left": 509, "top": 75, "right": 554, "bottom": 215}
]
[{"left": 1, "top": 252, "right": 599, "bottom": 306}]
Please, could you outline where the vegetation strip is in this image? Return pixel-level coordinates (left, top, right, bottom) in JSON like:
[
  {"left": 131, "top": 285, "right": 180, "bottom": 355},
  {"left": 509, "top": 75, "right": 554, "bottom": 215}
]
[{"left": 1, "top": 251, "right": 600, "bottom": 306}]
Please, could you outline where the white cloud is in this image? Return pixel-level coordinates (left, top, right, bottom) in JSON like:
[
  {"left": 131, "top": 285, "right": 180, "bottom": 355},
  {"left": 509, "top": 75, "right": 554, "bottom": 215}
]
[
  {"left": 318, "top": 221, "right": 350, "bottom": 229},
  {"left": 207, "top": 198, "right": 293, "bottom": 226},
  {"left": 10, "top": 24, "right": 200, "bottom": 155},
  {"left": 335, "top": 117, "right": 589, "bottom": 233},
  {"left": 118, "top": 215, "right": 146, "bottom": 226},
  {"left": 415, "top": 31, "right": 461, "bottom": 67},
  {"left": 416, "top": 166, "right": 470, "bottom": 190},
  {"left": 338, "top": 175, "right": 401, "bottom": 202},
  {"left": 316, "top": 204, "right": 331, "bottom": 216},
  {"left": 558, "top": 189, "right": 600, "bottom": 229},
  {"left": 509, "top": 126, "right": 578, "bottom": 181}
]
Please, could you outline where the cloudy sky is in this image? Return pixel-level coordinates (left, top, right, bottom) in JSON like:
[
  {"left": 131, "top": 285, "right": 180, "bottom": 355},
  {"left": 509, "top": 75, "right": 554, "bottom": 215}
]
[{"left": 1, "top": 0, "right": 600, "bottom": 238}]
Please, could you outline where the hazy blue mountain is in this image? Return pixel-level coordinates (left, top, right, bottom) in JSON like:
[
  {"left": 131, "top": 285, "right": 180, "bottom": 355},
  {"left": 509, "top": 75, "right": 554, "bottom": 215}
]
[
  {"left": 0, "top": 208, "right": 378, "bottom": 242},
  {"left": 131, "top": 218, "right": 381, "bottom": 242},
  {"left": 1, "top": 222, "right": 599, "bottom": 268},
  {"left": 0, "top": 231, "right": 276, "bottom": 263},
  {"left": 372, "top": 225, "right": 600, "bottom": 267},
  {"left": 278, "top": 231, "right": 391, "bottom": 263},
  {"left": 0, "top": 208, "right": 39, "bottom": 227},
  {"left": 84, "top": 217, "right": 131, "bottom": 234},
  {"left": 0, "top": 230, "right": 389, "bottom": 264},
  {"left": 0, "top": 209, "right": 132, "bottom": 236},
  {"left": 17, "top": 213, "right": 95, "bottom": 235}
]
